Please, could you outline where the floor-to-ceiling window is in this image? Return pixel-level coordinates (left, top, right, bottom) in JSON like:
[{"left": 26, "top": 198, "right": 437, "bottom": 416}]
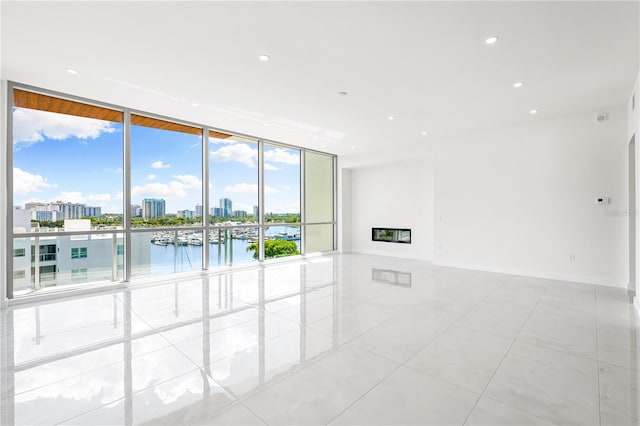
[
  {"left": 6, "top": 83, "right": 337, "bottom": 300},
  {"left": 130, "top": 115, "right": 203, "bottom": 276},
  {"left": 208, "top": 132, "right": 259, "bottom": 267},
  {"left": 264, "top": 144, "right": 301, "bottom": 259},
  {"left": 10, "top": 89, "right": 124, "bottom": 296},
  {"left": 304, "top": 151, "right": 336, "bottom": 253}
]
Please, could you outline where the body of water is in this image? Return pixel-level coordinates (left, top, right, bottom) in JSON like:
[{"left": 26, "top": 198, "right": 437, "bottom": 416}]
[{"left": 147, "top": 226, "right": 301, "bottom": 274}]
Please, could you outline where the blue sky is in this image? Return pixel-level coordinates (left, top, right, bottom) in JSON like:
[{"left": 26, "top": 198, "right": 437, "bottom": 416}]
[{"left": 13, "top": 107, "right": 301, "bottom": 215}]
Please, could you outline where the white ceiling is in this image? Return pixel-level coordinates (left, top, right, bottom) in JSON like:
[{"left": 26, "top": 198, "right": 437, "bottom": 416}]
[{"left": 1, "top": 1, "right": 638, "bottom": 167}]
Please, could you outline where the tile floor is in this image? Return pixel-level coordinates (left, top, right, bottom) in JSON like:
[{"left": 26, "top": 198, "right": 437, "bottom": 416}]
[{"left": 1, "top": 253, "right": 639, "bottom": 425}]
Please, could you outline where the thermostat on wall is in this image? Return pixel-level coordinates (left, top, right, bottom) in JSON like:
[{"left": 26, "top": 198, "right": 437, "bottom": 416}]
[{"left": 596, "top": 197, "right": 609, "bottom": 205}]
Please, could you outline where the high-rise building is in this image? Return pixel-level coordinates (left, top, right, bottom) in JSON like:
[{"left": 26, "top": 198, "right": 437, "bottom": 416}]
[
  {"left": 130, "top": 204, "right": 142, "bottom": 217},
  {"left": 33, "top": 210, "right": 55, "bottom": 221},
  {"left": 195, "top": 204, "right": 203, "bottom": 217},
  {"left": 233, "top": 210, "right": 247, "bottom": 218},
  {"left": 25, "top": 201, "right": 101, "bottom": 220},
  {"left": 84, "top": 207, "right": 102, "bottom": 218},
  {"left": 58, "top": 202, "right": 86, "bottom": 220},
  {"left": 142, "top": 198, "right": 166, "bottom": 219},
  {"left": 177, "top": 209, "right": 195, "bottom": 218},
  {"left": 220, "top": 198, "right": 232, "bottom": 218},
  {"left": 252, "top": 205, "right": 259, "bottom": 218},
  {"left": 212, "top": 207, "right": 223, "bottom": 217},
  {"left": 25, "top": 202, "right": 46, "bottom": 210}
]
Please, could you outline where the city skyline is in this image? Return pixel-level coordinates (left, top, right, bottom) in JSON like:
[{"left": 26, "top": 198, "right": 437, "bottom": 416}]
[
  {"left": 19, "top": 197, "right": 278, "bottom": 220},
  {"left": 13, "top": 107, "right": 302, "bottom": 215}
]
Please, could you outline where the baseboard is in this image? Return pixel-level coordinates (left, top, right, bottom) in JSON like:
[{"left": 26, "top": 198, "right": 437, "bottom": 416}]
[{"left": 431, "top": 259, "right": 626, "bottom": 288}]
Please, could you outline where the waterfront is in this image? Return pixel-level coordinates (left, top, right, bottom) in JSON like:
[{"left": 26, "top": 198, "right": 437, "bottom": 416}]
[{"left": 145, "top": 226, "right": 301, "bottom": 274}]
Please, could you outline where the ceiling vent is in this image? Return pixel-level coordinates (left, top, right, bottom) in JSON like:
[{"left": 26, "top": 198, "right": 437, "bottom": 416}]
[{"left": 596, "top": 113, "right": 609, "bottom": 122}]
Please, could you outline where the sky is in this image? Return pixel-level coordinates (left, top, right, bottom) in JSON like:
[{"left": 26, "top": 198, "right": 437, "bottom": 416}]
[{"left": 13, "top": 107, "right": 301, "bottom": 215}]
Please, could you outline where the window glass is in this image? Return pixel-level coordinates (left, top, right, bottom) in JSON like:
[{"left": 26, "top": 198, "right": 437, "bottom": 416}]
[
  {"left": 209, "top": 226, "right": 259, "bottom": 267},
  {"left": 130, "top": 115, "right": 202, "bottom": 228},
  {"left": 264, "top": 144, "right": 300, "bottom": 225},
  {"left": 208, "top": 132, "right": 258, "bottom": 225},
  {"left": 131, "top": 231, "right": 202, "bottom": 277},
  {"left": 71, "top": 247, "right": 88, "bottom": 259},
  {"left": 305, "top": 224, "right": 334, "bottom": 253},
  {"left": 304, "top": 152, "right": 334, "bottom": 223},
  {"left": 264, "top": 144, "right": 300, "bottom": 259},
  {"left": 12, "top": 89, "right": 124, "bottom": 232},
  {"left": 13, "top": 234, "right": 123, "bottom": 295}
]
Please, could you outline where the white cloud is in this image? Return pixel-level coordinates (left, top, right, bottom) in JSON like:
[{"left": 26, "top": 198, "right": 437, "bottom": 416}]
[
  {"left": 146, "top": 174, "right": 156, "bottom": 180},
  {"left": 132, "top": 174, "right": 202, "bottom": 200},
  {"left": 151, "top": 160, "right": 170, "bottom": 169},
  {"left": 13, "top": 168, "right": 54, "bottom": 194},
  {"left": 264, "top": 148, "right": 299, "bottom": 165},
  {"left": 87, "top": 193, "right": 112, "bottom": 202},
  {"left": 209, "top": 145, "right": 299, "bottom": 170},
  {"left": 209, "top": 136, "right": 239, "bottom": 145},
  {"left": 13, "top": 108, "right": 117, "bottom": 148},
  {"left": 210, "top": 144, "right": 257, "bottom": 168},
  {"left": 264, "top": 163, "right": 278, "bottom": 171},
  {"left": 132, "top": 182, "right": 185, "bottom": 198},
  {"left": 172, "top": 174, "right": 201, "bottom": 188},
  {"left": 232, "top": 202, "right": 254, "bottom": 212},
  {"left": 56, "top": 191, "right": 85, "bottom": 203},
  {"left": 224, "top": 183, "right": 276, "bottom": 194},
  {"left": 25, "top": 197, "right": 46, "bottom": 204}
]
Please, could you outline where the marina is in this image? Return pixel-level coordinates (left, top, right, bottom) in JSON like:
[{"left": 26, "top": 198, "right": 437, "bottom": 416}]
[{"left": 145, "top": 226, "right": 302, "bottom": 272}]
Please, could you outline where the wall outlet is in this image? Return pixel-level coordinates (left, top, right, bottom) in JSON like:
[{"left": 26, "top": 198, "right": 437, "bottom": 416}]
[{"left": 569, "top": 254, "right": 576, "bottom": 262}]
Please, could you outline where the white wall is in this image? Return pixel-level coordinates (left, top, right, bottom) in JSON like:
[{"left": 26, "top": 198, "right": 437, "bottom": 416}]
[
  {"left": 350, "top": 155, "right": 434, "bottom": 261},
  {"left": 434, "top": 107, "right": 628, "bottom": 287}
]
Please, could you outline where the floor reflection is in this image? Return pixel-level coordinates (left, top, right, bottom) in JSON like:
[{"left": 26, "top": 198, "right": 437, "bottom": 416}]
[
  {"left": 3, "top": 254, "right": 639, "bottom": 425},
  {"left": 0, "top": 257, "right": 342, "bottom": 425}
]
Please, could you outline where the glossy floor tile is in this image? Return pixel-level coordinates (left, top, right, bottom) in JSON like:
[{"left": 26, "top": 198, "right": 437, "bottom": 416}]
[
  {"left": 330, "top": 365, "right": 479, "bottom": 425},
  {"left": 406, "top": 325, "right": 512, "bottom": 393},
  {"left": 1, "top": 253, "right": 640, "bottom": 425}
]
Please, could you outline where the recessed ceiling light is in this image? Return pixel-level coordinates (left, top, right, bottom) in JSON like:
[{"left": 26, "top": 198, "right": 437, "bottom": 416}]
[
  {"left": 387, "top": 116, "right": 395, "bottom": 120},
  {"left": 529, "top": 109, "right": 539, "bottom": 114},
  {"left": 421, "top": 131, "right": 428, "bottom": 136},
  {"left": 191, "top": 102, "right": 199, "bottom": 107},
  {"left": 485, "top": 36, "right": 499, "bottom": 45},
  {"left": 65, "top": 68, "right": 78, "bottom": 75},
  {"left": 264, "top": 122, "right": 270, "bottom": 126},
  {"left": 337, "top": 91, "right": 348, "bottom": 96},
  {"left": 351, "top": 145, "right": 356, "bottom": 150},
  {"left": 259, "top": 55, "right": 270, "bottom": 62},
  {"left": 513, "top": 82, "right": 524, "bottom": 88}
]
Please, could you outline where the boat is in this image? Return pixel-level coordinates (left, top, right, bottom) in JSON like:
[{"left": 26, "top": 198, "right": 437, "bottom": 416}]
[
  {"left": 188, "top": 237, "right": 203, "bottom": 246},
  {"left": 274, "top": 232, "right": 300, "bottom": 241},
  {"left": 152, "top": 237, "right": 171, "bottom": 246}
]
